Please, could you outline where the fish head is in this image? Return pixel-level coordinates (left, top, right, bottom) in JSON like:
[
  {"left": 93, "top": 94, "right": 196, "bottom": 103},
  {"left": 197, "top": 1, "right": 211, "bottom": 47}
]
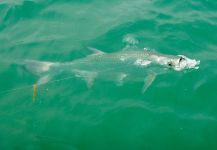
[{"left": 166, "top": 55, "right": 200, "bottom": 71}]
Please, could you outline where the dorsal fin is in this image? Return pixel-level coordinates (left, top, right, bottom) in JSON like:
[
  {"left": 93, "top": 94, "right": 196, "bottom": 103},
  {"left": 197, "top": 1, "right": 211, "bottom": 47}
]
[
  {"left": 144, "top": 47, "right": 155, "bottom": 51},
  {"left": 144, "top": 47, "right": 158, "bottom": 55},
  {"left": 87, "top": 47, "right": 105, "bottom": 55}
]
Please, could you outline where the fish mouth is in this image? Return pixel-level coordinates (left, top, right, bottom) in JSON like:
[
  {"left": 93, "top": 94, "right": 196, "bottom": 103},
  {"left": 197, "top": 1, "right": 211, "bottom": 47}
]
[{"left": 175, "top": 55, "right": 200, "bottom": 71}]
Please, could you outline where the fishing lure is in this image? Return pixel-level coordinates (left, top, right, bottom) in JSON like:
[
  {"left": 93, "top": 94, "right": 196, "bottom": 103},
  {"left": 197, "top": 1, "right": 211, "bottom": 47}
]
[{"left": 33, "top": 83, "right": 37, "bottom": 102}]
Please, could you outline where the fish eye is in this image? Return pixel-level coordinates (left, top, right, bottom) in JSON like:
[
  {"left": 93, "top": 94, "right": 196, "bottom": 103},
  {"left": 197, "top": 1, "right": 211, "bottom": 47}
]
[
  {"left": 178, "top": 56, "right": 186, "bottom": 65},
  {"left": 179, "top": 56, "right": 184, "bottom": 62}
]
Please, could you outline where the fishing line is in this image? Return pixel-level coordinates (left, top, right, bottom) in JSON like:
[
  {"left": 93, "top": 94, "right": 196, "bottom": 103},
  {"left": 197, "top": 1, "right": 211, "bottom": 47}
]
[
  {"left": 0, "top": 59, "right": 137, "bottom": 96},
  {"left": 0, "top": 75, "right": 76, "bottom": 96},
  {"left": 0, "top": 64, "right": 126, "bottom": 96}
]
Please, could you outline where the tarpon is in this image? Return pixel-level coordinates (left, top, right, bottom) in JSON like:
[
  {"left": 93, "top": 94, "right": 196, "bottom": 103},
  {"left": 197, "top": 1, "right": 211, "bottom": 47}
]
[{"left": 23, "top": 48, "right": 200, "bottom": 92}]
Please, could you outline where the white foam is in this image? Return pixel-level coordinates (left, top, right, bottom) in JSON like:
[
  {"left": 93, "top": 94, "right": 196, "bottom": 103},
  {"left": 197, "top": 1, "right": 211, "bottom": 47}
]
[{"left": 123, "top": 34, "right": 139, "bottom": 45}]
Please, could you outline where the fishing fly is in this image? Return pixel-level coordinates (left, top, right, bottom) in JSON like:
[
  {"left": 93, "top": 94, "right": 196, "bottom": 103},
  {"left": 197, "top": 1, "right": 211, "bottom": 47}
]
[{"left": 33, "top": 83, "right": 37, "bottom": 102}]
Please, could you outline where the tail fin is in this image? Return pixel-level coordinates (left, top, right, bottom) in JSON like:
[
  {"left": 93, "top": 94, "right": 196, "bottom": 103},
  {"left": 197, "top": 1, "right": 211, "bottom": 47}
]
[{"left": 23, "top": 60, "right": 54, "bottom": 75}]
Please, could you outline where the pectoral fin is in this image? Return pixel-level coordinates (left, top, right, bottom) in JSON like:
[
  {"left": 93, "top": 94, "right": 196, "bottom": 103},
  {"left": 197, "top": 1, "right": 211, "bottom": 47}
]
[{"left": 142, "top": 73, "right": 156, "bottom": 93}]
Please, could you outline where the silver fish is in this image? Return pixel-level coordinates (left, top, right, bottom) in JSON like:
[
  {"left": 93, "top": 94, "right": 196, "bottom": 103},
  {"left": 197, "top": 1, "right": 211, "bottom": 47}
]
[{"left": 24, "top": 48, "right": 200, "bottom": 92}]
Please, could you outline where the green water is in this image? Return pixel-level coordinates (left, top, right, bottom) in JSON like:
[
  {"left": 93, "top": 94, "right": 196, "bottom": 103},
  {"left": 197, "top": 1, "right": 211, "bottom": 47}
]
[{"left": 0, "top": 0, "right": 217, "bottom": 149}]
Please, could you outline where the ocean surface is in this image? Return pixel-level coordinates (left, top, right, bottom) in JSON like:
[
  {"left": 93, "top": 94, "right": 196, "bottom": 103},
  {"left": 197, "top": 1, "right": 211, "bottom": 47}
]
[{"left": 0, "top": 0, "right": 217, "bottom": 149}]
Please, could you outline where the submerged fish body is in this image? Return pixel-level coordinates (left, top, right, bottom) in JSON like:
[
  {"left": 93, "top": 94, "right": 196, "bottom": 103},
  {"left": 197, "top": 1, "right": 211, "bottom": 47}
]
[{"left": 24, "top": 48, "right": 200, "bottom": 92}]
